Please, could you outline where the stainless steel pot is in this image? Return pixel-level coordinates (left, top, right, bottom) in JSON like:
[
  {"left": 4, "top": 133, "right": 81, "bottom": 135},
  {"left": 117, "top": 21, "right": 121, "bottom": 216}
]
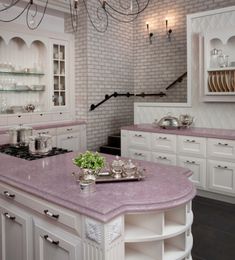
[
  {"left": 156, "top": 114, "right": 181, "bottom": 129},
  {"left": 8, "top": 125, "right": 33, "bottom": 146},
  {"left": 29, "top": 134, "right": 52, "bottom": 155}
]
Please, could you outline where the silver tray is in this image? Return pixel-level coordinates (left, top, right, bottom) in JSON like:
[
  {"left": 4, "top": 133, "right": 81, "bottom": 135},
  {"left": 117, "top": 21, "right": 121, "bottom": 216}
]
[
  {"left": 72, "top": 170, "right": 146, "bottom": 183},
  {"left": 95, "top": 170, "right": 145, "bottom": 183}
]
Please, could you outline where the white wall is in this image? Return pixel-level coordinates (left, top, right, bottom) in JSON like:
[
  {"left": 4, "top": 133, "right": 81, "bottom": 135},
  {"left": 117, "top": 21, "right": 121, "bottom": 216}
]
[{"left": 135, "top": 6, "right": 235, "bottom": 130}]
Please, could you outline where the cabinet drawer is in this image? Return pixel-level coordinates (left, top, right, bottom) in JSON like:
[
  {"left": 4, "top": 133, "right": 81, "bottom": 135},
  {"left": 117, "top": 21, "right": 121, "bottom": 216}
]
[
  {"left": 177, "top": 136, "right": 206, "bottom": 157},
  {"left": 31, "top": 113, "right": 52, "bottom": 123},
  {"left": 33, "top": 128, "right": 57, "bottom": 136},
  {"left": 177, "top": 156, "right": 206, "bottom": 189},
  {"left": 152, "top": 152, "right": 176, "bottom": 166},
  {"left": 207, "top": 138, "right": 235, "bottom": 162},
  {"left": 207, "top": 160, "right": 235, "bottom": 196},
  {"left": 51, "top": 111, "right": 70, "bottom": 121},
  {"left": 151, "top": 133, "right": 176, "bottom": 153},
  {"left": 7, "top": 114, "right": 31, "bottom": 125},
  {"left": 57, "top": 125, "right": 80, "bottom": 135},
  {"left": 128, "top": 148, "right": 151, "bottom": 161},
  {"left": 128, "top": 131, "right": 151, "bottom": 150},
  {"left": 0, "top": 183, "right": 82, "bottom": 235}
]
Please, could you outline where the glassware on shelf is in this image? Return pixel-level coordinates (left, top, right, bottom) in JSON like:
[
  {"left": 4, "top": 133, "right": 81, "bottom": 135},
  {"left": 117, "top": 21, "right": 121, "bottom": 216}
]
[
  {"left": 210, "top": 48, "right": 222, "bottom": 68},
  {"left": 218, "top": 54, "right": 229, "bottom": 68}
]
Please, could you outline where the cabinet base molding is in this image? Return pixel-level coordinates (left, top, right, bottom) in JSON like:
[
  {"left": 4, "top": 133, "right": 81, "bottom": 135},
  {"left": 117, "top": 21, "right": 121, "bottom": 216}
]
[{"left": 197, "top": 190, "right": 235, "bottom": 204}]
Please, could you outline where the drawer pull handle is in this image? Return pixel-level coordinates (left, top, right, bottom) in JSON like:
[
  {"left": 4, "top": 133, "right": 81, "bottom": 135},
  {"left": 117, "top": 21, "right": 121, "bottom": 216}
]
[
  {"left": 186, "top": 160, "right": 195, "bottom": 164},
  {"left": 134, "top": 152, "right": 143, "bottom": 156},
  {"left": 158, "top": 156, "right": 167, "bottom": 160},
  {"left": 3, "top": 191, "right": 15, "bottom": 199},
  {"left": 134, "top": 134, "right": 143, "bottom": 137},
  {"left": 67, "top": 136, "right": 74, "bottom": 139},
  {"left": 159, "top": 137, "right": 167, "bottom": 140},
  {"left": 216, "top": 165, "right": 228, "bottom": 169},
  {"left": 186, "top": 139, "right": 195, "bottom": 143},
  {"left": 42, "top": 131, "right": 49, "bottom": 135},
  {"left": 44, "top": 235, "right": 59, "bottom": 246},
  {"left": 44, "top": 210, "right": 59, "bottom": 219},
  {"left": 218, "top": 142, "right": 228, "bottom": 146},
  {"left": 4, "top": 213, "right": 16, "bottom": 221},
  {"left": 67, "top": 128, "right": 73, "bottom": 131}
]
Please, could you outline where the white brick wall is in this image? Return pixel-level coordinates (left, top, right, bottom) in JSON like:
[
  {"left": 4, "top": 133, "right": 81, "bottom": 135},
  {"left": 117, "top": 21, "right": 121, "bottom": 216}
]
[{"left": 65, "top": 0, "right": 235, "bottom": 150}]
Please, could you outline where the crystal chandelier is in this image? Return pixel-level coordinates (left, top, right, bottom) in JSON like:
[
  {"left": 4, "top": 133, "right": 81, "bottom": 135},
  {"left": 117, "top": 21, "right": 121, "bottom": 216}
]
[{"left": 0, "top": 0, "right": 150, "bottom": 32}]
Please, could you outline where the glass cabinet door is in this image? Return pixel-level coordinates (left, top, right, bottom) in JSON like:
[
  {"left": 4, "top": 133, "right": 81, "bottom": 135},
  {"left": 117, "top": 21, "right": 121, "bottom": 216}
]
[{"left": 53, "top": 44, "right": 66, "bottom": 107}]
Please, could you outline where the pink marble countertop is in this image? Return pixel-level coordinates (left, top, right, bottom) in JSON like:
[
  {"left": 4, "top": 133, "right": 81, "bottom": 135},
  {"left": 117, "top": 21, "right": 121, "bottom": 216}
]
[
  {"left": 0, "top": 152, "right": 195, "bottom": 222},
  {"left": 122, "top": 124, "right": 235, "bottom": 140},
  {"left": 0, "top": 120, "right": 86, "bottom": 135}
]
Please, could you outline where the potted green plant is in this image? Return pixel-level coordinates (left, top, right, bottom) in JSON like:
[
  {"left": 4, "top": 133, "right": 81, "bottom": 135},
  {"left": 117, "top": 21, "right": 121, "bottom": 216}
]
[{"left": 73, "top": 151, "right": 105, "bottom": 180}]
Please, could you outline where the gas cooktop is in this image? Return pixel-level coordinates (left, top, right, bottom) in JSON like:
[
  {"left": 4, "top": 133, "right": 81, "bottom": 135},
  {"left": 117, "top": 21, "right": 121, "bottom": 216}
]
[{"left": 0, "top": 144, "right": 71, "bottom": 161}]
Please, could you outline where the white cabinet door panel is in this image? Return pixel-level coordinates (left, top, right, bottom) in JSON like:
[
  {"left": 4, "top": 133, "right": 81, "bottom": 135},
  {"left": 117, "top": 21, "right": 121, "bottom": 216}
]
[
  {"left": 151, "top": 133, "right": 176, "bottom": 153},
  {"left": 34, "top": 219, "right": 81, "bottom": 260},
  {"left": 57, "top": 134, "right": 80, "bottom": 151},
  {"left": 128, "top": 148, "right": 151, "bottom": 161},
  {"left": 152, "top": 152, "right": 176, "bottom": 166},
  {"left": 0, "top": 199, "right": 33, "bottom": 260},
  {"left": 207, "top": 138, "right": 235, "bottom": 162},
  {"left": 207, "top": 160, "right": 235, "bottom": 196},
  {"left": 177, "top": 136, "right": 206, "bottom": 158},
  {"left": 128, "top": 131, "right": 151, "bottom": 150},
  {"left": 177, "top": 156, "right": 206, "bottom": 189}
]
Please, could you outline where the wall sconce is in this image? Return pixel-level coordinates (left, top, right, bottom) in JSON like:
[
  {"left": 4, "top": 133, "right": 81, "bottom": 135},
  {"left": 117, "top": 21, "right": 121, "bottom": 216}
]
[
  {"left": 165, "top": 19, "right": 173, "bottom": 41},
  {"left": 146, "top": 23, "right": 153, "bottom": 44}
]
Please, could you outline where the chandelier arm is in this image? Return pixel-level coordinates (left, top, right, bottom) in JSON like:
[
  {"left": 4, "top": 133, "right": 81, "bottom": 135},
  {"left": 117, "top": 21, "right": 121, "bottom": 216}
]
[
  {"left": 0, "top": 1, "right": 30, "bottom": 22},
  {"left": 105, "top": 0, "right": 150, "bottom": 16},
  {"left": 105, "top": 7, "right": 138, "bottom": 23},
  {"left": 26, "top": 0, "right": 49, "bottom": 30},
  {"left": 82, "top": 0, "right": 108, "bottom": 33},
  {"left": 69, "top": 0, "right": 78, "bottom": 32},
  {"left": 0, "top": 0, "right": 21, "bottom": 12}
]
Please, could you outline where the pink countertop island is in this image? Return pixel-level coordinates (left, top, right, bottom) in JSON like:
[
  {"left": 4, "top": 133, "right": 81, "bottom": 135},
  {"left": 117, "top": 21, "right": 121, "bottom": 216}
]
[{"left": 0, "top": 151, "right": 196, "bottom": 222}]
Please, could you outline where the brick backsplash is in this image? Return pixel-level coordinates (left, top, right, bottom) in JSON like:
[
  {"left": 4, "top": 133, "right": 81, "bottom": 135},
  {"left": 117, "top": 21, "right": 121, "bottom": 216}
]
[{"left": 65, "top": 0, "right": 234, "bottom": 151}]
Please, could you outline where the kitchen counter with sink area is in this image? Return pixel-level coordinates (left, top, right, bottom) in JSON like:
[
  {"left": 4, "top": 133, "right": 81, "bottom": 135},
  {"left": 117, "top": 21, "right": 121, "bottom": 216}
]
[{"left": 0, "top": 150, "right": 195, "bottom": 260}]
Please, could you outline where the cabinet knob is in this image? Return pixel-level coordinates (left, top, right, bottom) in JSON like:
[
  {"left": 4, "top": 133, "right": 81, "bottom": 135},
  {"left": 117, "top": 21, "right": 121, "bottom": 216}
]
[
  {"left": 18, "top": 115, "right": 21, "bottom": 118},
  {"left": 4, "top": 213, "right": 16, "bottom": 221},
  {"left": 218, "top": 142, "right": 228, "bottom": 146},
  {"left": 185, "top": 160, "right": 195, "bottom": 164},
  {"left": 159, "top": 137, "right": 167, "bottom": 140},
  {"left": 60, "top": 112, "right": 63, "bottom": 115},
  {"left": 134, "top": 134, "right": 142, "bottom": 137},
  {"left": 44, "top": 235, "right": 59, "bottom": 246},
  {"left": 44, "top": 210, "right": 59, "bottom": 219},
  {"left": 216, "top": 165, "right": 228, "bottom": 169},
  {"left": 66, "top": 128, "right": 73, "bottom": 131},
  {"left": 3, "top": 191, "right": 15, "bottom": 199},
  {"left": 186, "top": 139, "right": 195, "bottom": 143}
]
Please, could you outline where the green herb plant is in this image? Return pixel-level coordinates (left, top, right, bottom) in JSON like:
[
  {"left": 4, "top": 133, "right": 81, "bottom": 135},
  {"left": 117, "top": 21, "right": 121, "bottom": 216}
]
[{"left": 73, "top": 151, "right": 105, "bottom": 171}]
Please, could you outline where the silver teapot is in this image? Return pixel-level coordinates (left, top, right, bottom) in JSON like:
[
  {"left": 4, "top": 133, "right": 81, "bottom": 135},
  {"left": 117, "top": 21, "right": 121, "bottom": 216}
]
[{"left": 155, "top": 113, "right": 181, "bottom": 129}]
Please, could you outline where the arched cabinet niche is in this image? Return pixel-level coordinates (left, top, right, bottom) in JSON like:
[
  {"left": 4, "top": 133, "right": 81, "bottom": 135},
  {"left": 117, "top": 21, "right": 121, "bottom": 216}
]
[
  {"left": 202, "top": 29, "right": 235, "bottom": 102},
  {"left": 0, "top": 26, "right": 74, "bottom": 125}
]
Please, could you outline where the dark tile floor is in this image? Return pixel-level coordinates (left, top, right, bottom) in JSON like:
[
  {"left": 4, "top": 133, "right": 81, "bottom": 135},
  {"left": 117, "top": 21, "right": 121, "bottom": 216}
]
[{"left": 192, "top": 196, "right": 235, "bottom": 260}]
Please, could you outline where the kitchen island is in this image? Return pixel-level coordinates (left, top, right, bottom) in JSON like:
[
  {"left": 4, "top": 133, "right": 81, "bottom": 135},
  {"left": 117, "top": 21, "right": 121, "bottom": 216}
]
[{"left": 0, "top": 151, "right": 196, "bottom": 260}]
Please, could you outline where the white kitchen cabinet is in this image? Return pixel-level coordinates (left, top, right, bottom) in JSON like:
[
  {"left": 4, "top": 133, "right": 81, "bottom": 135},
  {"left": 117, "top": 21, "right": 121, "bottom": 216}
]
[
  {"left": 207, "top": 160, "right": 235, "bottom": 196},
  {"left": 207, "top": 138, "right": 235, "bottom": 162},
  {"left": 151, "top": 133, "right": 176, "bottom": 153},
  {"left": 128, "top": 148, "right": 152, "bottom": 161},
  {"left": 0, "top": 198, "right": 33, "bottom": 260},
  {"left": 57, "top": 133, "right": 80, "bottom": 151},
  {"left": 177, "top": 136, "right": 206, "bottom": 158},
  {"left": 128, "top": 131, "right": 151, "bottom": 150},
  {"left": 152, "top": 152, "right": 176, "bottom": 166},
  {"left": 178, "top": 156, "right": 206, "bottom": 189},
  {"left": 34, "top": 218, "right": 81, "bottom": 260}
]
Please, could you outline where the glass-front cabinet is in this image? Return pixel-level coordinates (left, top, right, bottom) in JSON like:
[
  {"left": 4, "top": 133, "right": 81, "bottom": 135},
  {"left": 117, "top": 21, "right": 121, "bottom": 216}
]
[
  {"left": 0, "top": 25, "right": 74, "bottom": 126},
  {"left": 52, "top": 43, "right": 66, "bottom": 107}
]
